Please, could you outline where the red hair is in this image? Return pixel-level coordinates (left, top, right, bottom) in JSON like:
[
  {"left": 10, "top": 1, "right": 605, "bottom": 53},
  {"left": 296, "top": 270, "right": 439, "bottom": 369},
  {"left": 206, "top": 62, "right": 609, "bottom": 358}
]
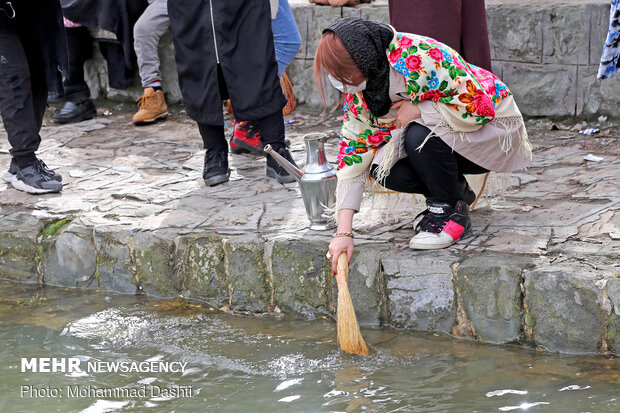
[{"left": 314, "top": 32, "right": 365, "bottom": 111}]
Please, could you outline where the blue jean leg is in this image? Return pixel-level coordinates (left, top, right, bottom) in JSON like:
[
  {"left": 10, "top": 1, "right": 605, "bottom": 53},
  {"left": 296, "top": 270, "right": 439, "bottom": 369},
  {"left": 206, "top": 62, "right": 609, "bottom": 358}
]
[{"left": 271, "top": 0, "right": 301, "bottom": 77}]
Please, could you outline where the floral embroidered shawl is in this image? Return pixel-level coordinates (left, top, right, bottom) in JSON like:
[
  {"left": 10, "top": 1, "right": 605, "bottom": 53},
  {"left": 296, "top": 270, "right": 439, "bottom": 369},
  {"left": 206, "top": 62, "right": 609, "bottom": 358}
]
[
  {"left": 337, "top": 30, "right": 513, "bottom": 175},
  {"left": 598, "top": 0, "right": 620, "bottom": 80}
]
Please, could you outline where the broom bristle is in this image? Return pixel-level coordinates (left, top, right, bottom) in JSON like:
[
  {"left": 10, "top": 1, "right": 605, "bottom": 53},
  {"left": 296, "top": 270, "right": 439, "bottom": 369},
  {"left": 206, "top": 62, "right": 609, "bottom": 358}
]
[{"left": 336, "top": 254, "right": 370, "bottom": 356}]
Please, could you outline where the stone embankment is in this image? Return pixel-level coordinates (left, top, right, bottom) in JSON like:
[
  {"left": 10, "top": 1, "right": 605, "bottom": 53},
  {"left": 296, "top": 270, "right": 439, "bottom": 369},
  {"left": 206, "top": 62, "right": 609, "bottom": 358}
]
[{"left": 0, "top": 107, "right": 618, "bottom": 356}]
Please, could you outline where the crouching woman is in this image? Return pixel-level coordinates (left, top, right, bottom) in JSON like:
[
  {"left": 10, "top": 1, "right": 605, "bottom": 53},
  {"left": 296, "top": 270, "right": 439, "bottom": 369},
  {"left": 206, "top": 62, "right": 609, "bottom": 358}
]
[{"left": 315, "top": 18, "right": 532, "bottom": 271}]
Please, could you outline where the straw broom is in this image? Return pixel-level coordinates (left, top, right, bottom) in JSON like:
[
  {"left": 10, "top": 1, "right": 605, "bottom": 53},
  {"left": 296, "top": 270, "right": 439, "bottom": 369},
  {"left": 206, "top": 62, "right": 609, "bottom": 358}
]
[{"left": 336, "top": 253, "right": 370, "bottom": 355}]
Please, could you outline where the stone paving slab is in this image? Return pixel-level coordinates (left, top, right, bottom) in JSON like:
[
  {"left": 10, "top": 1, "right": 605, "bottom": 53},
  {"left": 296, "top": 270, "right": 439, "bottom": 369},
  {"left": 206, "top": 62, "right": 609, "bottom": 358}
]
[{"left": 0, "top": 105, "right": 618, "bottom": 355}]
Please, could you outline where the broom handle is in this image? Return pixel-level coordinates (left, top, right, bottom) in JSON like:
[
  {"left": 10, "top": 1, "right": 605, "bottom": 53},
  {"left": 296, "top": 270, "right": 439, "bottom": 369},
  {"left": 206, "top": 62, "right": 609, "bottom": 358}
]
[{"left": 336, "top": 253, "right": 348, "bottom": 288}]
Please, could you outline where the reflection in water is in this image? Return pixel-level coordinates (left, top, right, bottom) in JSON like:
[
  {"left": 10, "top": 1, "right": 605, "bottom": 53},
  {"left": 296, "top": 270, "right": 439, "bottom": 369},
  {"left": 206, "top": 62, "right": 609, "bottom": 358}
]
[{"left": 0, "top": 280, "right": 618, "bottom": 412}]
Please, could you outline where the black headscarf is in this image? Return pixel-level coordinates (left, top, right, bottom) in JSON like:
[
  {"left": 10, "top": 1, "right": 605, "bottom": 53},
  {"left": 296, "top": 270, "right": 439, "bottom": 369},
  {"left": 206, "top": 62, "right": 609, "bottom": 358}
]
[{"left": 324, "top": 17, "right": 394, "bottom": 118}]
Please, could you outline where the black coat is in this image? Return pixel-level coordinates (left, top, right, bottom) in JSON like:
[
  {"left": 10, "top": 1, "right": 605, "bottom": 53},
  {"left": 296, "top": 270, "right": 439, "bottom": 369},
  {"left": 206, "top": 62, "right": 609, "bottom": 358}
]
[
  {"left": 168, "top": 0, "right": 285, "bottom": 125},
  {"left": 0, "top": 0, "right": 67, "bottom": 94},
  {"left": 60, "top": 0, "right": 147, "bottom": 88}
]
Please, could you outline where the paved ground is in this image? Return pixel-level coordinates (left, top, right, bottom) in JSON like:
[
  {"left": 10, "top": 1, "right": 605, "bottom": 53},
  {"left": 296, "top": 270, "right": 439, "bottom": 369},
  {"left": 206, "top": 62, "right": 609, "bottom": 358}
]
[{"left": 1, "top": 103, "right": 618, "bottom": 259}]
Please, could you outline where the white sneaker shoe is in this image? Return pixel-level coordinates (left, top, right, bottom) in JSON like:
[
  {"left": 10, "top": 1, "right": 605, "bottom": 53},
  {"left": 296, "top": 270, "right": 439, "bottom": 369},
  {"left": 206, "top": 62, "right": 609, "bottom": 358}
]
[
  {"left": 409, "top": 200, "right": 472, "bottom": 250},
  {"left": 409, "top": 230, "right": 457, "bottom": 250}
]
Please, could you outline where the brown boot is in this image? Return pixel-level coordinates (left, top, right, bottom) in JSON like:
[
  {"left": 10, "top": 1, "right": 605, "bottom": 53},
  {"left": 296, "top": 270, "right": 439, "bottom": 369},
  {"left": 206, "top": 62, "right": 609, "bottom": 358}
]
[{"left": 132, "top": 87, "right": 168, "bottom": 125}]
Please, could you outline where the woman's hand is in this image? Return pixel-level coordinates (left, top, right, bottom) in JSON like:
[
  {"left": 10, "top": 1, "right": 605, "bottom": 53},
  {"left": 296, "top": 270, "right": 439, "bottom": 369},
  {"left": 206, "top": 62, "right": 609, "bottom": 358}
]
[
  {"left": 391, "top": 100, "right": 421, "bottom": 129},
  {"left": 329, "top": 209, "right": 355, "bottom": 275},
  {"left": 329, "top": 235, "right": 353, "bottom": 275}
]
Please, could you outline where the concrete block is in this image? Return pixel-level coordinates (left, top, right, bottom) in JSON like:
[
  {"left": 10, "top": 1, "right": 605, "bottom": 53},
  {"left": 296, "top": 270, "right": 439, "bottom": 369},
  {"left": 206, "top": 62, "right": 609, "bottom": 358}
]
[
  {"left": 340, "top": 243, "right": 389, "bottom": 327},
  {"left": 43, "top": 223, "right": 97, "bottom": 289},
  {"left": 577, "top": 65, "right": 620, "bottom": 119},
  {"left": 456, "top": 256, "right": 529, "bottom": 344},
  {"left": 180, "top": 234, "right": 229, "bottom": 307},
  {"left": 590, "top": 2, "right": 613, "bottom": 66},
  {"left": 291, "top": 3, "right": 312, "bottom": 60},
  {"left": 525, "top": 264, "right": 608, "bottom": 353},
  {"left": 491, "top": 61, "right": 504, "bottom": 79},
  {"left": 607, "top": 278, "right": 620, "bottom": 354},
  {"left": 131, "top": 230, "right": 178, "bottom": 297},
  {"left": 224, "top": 235, "right": 270, "bottom": 312},
  {"left": 501, "top": 63, "right": 577, "bottom": 117},
  {"left": 93, "top": 226, "right": 138, "bottom": 294},
  {"left": 384, "top": 250, "right": 458, "bottom": 333},
  {"left": 306, "top": 3, "right": 343, "bottom": 60},
  {"left": 487, "top": 4, "right": 544, "bottom": 63},
  {"left": 270, "top": 240, "right": 332, "bottom": 318},
  {"left": 542, "top": 4, "right": 590, "bottom": 65},
  {"left": 358, "top": 3, "right": 389, "bottom": 24},
  {"left": 0, "top": 212, "right": 42, "bottom": 283}
]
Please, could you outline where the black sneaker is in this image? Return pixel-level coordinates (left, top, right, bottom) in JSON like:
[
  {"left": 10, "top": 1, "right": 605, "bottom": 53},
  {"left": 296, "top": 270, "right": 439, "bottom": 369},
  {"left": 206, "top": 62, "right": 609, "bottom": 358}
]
[
  {"left": 203, "top": 150, "right": 230, "bottom": 187},
  {"left": 414, "top": 201, "right": 453, "bottom": 235},
  {"left": 265, "top": 146, "right": 298, "bottom": 184},
  {"left": 6, "top": 160, "right": 63, "bottom": 194},
  {"left": 6, "top": 158, "right": 62, "bottom": 182},
  {"left": 52, "top": 99, "right": 96, "bottom": 124},
  {"left": 410, "top": 200, "right": 472, "bottom": 250}
]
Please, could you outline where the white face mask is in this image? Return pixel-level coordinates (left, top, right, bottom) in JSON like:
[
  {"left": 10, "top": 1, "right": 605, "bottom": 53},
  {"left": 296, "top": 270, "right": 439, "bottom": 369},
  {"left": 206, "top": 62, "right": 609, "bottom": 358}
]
[{"left": 328, "top": 74, "right": 367, "bottom": 94}]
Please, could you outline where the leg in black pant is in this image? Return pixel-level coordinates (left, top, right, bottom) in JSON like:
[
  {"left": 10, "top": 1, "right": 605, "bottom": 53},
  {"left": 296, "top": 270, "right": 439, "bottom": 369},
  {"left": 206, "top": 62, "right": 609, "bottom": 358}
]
[
  {"left": 62, "top": 26, "right": 92, "bottom": 101},
  {"left": 378, "top": 123, "right": 489, "bottom": 250},
  {"left": 52, "top": 27, "right": 96, "bottom": 124},
  {"left": 403, "top": 123, "right": 487, "bottom": 206},
  {"left": 0, "top": 32, "right": 62, "bottom": 193},
  {"left": 0, "top": 33, "right": 43, "bottom": 164}
]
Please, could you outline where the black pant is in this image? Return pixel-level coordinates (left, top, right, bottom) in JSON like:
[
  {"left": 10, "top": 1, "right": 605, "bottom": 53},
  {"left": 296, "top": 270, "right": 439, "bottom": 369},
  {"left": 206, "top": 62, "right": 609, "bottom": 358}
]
[
  {"left": 371, "top": 123, "right": 488, "bottom": 205},
  {"left": 197, "top": 65, "right": 286, "bottom": 153},
  {"left": 63, "top": 27, "right": 132, "bottom": 100},
  {"left": 0, "top": 29, "right": 47, "bottom": 163},
  {"left": 63, "top": 27, "right": 92, "bottom": 101}
]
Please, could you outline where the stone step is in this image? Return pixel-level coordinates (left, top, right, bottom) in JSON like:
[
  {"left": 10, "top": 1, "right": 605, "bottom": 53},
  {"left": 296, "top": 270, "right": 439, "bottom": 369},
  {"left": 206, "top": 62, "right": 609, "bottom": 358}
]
[{"left": 1, "top": 205, "right": 618, "bottom": 355}]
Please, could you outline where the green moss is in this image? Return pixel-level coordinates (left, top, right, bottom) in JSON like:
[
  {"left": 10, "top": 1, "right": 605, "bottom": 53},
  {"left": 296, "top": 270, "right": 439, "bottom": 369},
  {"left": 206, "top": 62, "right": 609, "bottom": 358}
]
[
  {"left": 525, "top": 313, "right": 537, "bottom": 327},
  {"left": 33, "top": 245, "right": 44, "bottom": 263},
  {"left": 39, "top": 219, "right": 69, "bottom": 238}
]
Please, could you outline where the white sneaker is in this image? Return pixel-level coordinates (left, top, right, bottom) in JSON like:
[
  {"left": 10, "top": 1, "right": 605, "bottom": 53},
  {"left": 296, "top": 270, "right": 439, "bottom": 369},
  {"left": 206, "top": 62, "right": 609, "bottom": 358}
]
[
  {"left": 409, "top": 230, "right": 457, "bottom": 250},
  {"left": 409, "top": 200, "right": 472, "bottom": 250}
]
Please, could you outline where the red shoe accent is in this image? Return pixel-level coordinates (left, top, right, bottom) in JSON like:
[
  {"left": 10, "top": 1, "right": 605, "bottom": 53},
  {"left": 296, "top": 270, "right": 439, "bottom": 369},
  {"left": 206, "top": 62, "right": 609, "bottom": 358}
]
[
  {"left": 443, "top": 220, "right": 465, "bottom": 241},
  {"left": 232, "top": 121, "right": 261, "bottom": 149}
]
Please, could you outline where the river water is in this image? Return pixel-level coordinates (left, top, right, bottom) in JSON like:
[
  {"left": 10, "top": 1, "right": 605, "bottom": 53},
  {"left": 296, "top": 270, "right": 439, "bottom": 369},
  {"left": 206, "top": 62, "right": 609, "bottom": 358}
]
[{"left": 0, "top": 280, "right": 618, "bottom": 412}]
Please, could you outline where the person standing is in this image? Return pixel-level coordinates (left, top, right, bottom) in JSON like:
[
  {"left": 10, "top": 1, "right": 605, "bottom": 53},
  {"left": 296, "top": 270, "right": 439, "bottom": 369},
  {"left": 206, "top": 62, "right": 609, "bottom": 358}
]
[
  {"left": 52, "top": 0, "right": 146, "bottom": 124},
  {"left": 229, "top": 0, "right": 301, "bottom": 155},
  {"left": 388, "top": 0, "right": 492, "bottom": 72},
  {"left": 168, "top": 0, "right": 297, "bottom": 186},
  {"left": 0, "top": 0, "right": 65, "bottom": 193},
  {"left": 132, "top": 0, "right": 170, "bottom": 125}
]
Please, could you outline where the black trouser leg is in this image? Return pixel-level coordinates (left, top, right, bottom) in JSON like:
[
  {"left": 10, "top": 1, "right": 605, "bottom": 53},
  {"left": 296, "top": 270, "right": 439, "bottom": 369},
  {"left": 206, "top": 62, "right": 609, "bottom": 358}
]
[
  {"left": 396, "top": 123, "right": 488, "bottom": 205},
  {"left": 255, "top": 110, "right": 286, "bottom": 148},
  {"left": 63, "top": 27, "right": 92, "bottom": 101},
  {"left": 370, "top": 159, "right": 430, "bottom": 196},
  {"left": 197, "top": 123, "right": 227, "bottom": 153},
  {"left": 195, "top": 64, "right": 231, "bottom": 154},
  {"left": 0, "top": 32, "right": 46, "bottom": 165}
]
